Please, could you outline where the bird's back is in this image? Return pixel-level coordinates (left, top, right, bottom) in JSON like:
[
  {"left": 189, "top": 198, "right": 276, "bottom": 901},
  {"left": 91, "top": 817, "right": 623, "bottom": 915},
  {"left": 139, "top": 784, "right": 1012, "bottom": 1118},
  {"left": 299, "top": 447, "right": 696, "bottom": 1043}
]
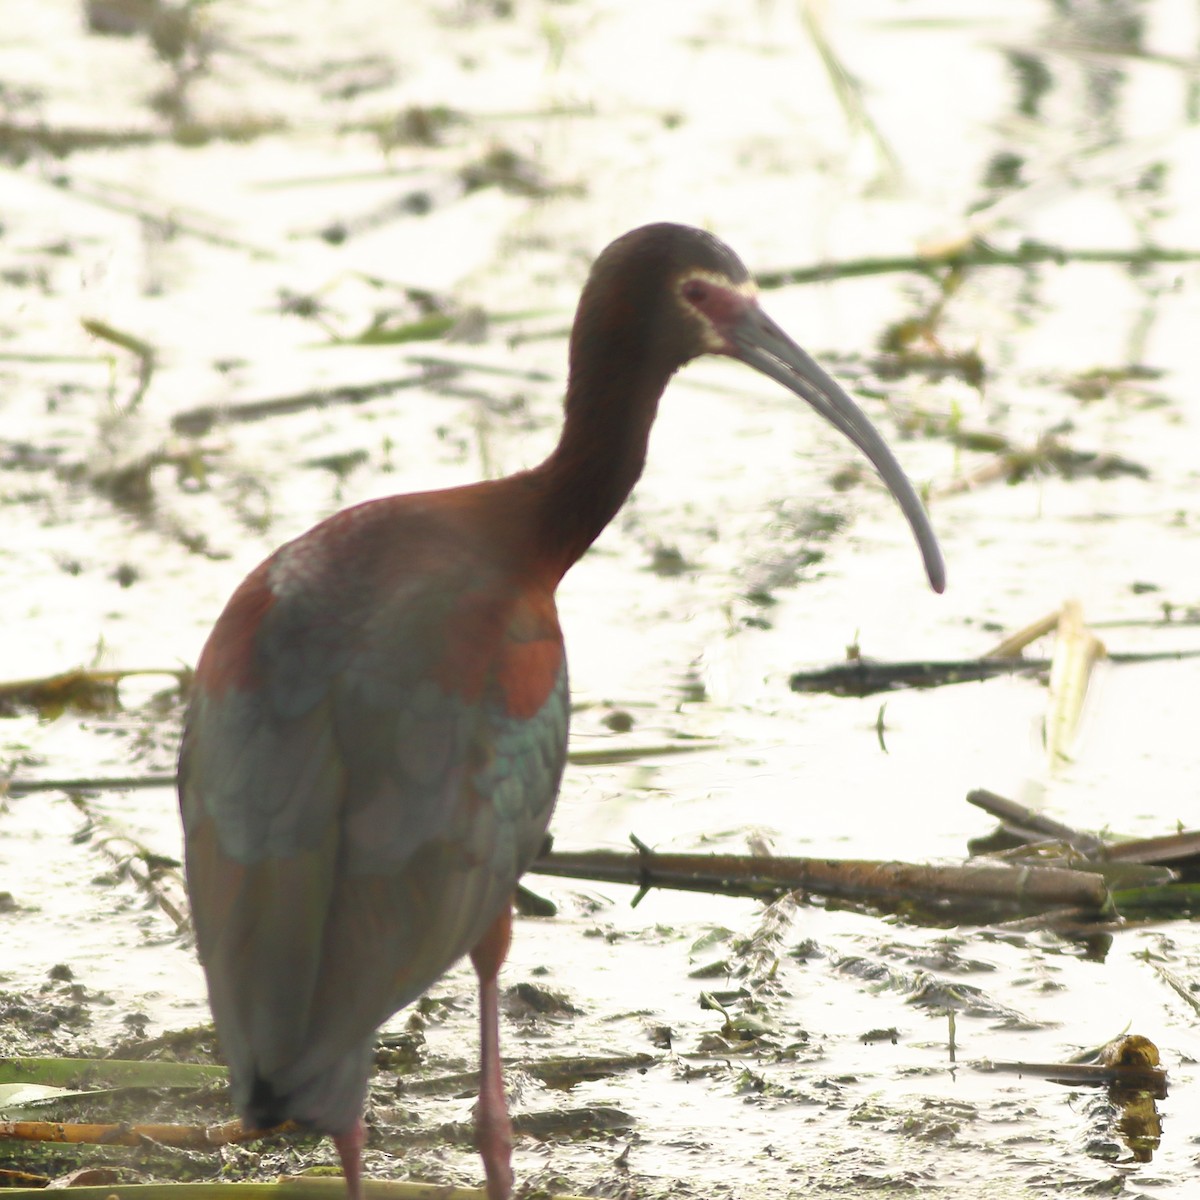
[{"left": 179, "top": 487, "right": 569, "bottom": 1133}]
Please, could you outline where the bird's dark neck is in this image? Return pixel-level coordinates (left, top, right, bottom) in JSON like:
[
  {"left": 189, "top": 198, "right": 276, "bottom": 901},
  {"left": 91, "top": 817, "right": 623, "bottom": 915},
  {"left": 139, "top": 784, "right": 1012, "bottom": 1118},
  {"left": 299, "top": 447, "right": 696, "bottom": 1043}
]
[{"left": 530, "top": 352, "right": 676, "bottom": 582}]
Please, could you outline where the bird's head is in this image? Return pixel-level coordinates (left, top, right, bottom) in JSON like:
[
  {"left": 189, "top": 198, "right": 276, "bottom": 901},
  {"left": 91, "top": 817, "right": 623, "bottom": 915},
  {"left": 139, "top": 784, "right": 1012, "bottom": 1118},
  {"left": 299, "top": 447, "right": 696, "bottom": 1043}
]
[{"left": 573, "top": 224, "right": 945, "bottom": 593}]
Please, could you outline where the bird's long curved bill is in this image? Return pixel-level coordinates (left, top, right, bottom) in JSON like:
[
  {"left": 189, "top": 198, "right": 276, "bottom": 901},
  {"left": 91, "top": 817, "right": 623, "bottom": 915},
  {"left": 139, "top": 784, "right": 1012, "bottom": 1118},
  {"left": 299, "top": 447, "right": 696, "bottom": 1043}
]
[{"left": 730, "top": 307, "right": 946, "bottom": 593}]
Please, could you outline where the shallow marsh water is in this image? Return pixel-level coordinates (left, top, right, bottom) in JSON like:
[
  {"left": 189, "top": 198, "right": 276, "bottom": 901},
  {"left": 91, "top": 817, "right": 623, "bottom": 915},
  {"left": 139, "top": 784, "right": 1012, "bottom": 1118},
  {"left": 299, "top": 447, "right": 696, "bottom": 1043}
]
[{"left": 2, "top": 1, "right": 1200, "bottom": 1196}]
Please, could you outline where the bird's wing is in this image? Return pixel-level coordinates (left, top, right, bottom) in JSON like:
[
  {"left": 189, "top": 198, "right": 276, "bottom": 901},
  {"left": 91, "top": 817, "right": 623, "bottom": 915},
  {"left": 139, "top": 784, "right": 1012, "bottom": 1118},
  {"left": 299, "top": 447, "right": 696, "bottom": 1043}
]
[{"left": 179, "top": 502, "right": 568, "bottom": 1130}]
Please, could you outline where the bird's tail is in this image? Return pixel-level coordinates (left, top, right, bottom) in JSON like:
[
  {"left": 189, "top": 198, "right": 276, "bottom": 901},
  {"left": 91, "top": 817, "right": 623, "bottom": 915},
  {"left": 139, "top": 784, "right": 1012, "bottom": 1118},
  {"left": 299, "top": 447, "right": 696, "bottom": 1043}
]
[
  {"left": 234, "top": 1042, "right": 374, "bottom": 1136},
  {"left": 245, "top": 1075, "right": 289, "bottom": 1131}
]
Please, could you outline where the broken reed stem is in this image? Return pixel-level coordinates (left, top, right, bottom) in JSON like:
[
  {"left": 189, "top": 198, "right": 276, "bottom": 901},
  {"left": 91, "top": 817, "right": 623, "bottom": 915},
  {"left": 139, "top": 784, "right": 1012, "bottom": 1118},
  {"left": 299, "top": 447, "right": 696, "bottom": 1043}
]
[
  {"left": 0, "top": 1119, "right": 252, "bottom": 1148},
  {"left": 0, "top": 666, "right": 188, "bottom": 714},
  {"left": 969, "top": 788, "right": 1200, "bottom": 868},
  {"left": 787, "top": 648, "right": 1200, "bottom": 698},
  {"left": 978, "top": 1059, "right": 1167, "bottom": 1095},
  {"left": 1154, "top": 965, "right": 1200, "bottom": 1017},
  {"left": 3, "top": 774, "right": 178, "bottom": 797},
  {"left": 1105, "top": 829, "right": 1200, "bottom": 866},
  {"left": 983, "top": 611, "right": 1061, "bottom": 659},
  {"left": 289, "top": 1179, "right": 597, "bottom": 1200},
  {"left": 80, "top": 317, "right": 156, "bottom": 412},
  {"left": 0, "top": 1190, "right": 283, "bottom": 1200},
  {"left": 0, "top": 1057, "right": 225, "bottom": 1088},
  {"left": 171, "top": 372, "right": 443, "bottom": 435},
  {"left": 531, "top": 845, "right": 1110, "bottom": 913},
  {"left": 755, "top": 238, "right": 1200, "bottom": 290},
  {"left": 0, "top": 1180, "right": 591, "bottom": 1200},
  {"left": 967, "top": 788, "right": 1106, "bottom": 855}
]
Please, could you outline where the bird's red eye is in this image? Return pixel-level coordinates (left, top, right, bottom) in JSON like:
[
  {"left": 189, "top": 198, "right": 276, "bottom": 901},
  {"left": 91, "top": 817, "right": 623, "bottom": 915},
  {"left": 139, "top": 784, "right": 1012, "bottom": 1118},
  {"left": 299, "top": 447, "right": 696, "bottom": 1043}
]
[{"left": 682, "top": 280, "right": 709, "bottom": 305}]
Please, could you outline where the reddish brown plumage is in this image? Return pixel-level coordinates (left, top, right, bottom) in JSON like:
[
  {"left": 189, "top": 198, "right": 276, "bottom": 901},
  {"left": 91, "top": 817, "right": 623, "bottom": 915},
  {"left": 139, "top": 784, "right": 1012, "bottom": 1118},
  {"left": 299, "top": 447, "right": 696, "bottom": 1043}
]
[{"left": 193, "top": 567, "right": 276, "bottom": 696}]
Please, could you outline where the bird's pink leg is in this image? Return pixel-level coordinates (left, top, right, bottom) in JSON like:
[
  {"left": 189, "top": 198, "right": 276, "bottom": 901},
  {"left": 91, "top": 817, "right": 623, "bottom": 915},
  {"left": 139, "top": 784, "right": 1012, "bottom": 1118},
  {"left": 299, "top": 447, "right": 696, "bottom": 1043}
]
[
  {"left": 333, "top": 1118, "right": 365, "bottom": 1200},
  {"left": 470, "top": 904, "right": 514, "bottom": 1200}
]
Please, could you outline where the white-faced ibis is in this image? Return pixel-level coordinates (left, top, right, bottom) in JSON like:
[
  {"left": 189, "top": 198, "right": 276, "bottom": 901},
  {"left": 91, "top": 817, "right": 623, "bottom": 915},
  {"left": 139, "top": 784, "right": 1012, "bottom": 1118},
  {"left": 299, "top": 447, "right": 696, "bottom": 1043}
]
[{"left": 179, "top": 223, "right": 944, "bottom": 1200}]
